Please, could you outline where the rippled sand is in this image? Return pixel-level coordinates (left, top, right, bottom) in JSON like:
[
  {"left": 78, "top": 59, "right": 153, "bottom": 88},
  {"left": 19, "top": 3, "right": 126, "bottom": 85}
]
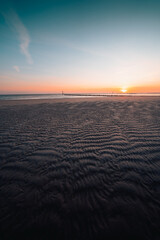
[{"left": 0, "top": 97, "right": 160, "bottom": 240}]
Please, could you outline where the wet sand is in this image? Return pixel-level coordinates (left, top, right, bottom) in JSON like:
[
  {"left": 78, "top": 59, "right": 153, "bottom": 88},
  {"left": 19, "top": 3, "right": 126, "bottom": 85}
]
[{"left": 0, "top": 97, "right": 160, "bottom": 240}]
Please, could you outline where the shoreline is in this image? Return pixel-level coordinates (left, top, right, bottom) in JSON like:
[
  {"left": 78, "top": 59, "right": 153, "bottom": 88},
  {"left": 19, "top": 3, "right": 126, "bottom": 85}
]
[
  {"left": 0, "top": 93, "right": 160, "bottom": 102},
  {"left": 0, "top": 95, "right": 160, "bottom": 106}
]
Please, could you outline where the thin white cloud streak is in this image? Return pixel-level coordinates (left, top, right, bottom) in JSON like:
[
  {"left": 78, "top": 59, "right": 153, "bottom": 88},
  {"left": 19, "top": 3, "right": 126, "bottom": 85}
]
[
  {"left": 13, "top": 65, "right": 20, "bottom": 72},
  {"left": 50, "top": 36, "right": 110, "bottom": 58},
  {"left": 2, "top": 9, "right": 33, "bottom": 64},
  {"left": 37, "top": 35, "right": 123, "bottom": 64}
]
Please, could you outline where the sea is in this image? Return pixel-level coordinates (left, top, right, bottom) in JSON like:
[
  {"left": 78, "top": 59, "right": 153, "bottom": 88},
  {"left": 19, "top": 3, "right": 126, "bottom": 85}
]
[{"left": 0, "top": 93, "right": 160, "bottom": 100}]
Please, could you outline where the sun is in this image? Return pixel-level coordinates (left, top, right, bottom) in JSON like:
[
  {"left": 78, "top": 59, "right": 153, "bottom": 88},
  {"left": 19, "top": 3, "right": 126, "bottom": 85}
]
[{"left": 121, "top": 87, "right": 127, "bottom": 93}]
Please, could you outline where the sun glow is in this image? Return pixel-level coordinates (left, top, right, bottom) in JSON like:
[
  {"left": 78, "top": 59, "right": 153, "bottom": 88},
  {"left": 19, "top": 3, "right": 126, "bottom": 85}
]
[{"left": 121, "top": 88, "right": 127, "bottom": 93}]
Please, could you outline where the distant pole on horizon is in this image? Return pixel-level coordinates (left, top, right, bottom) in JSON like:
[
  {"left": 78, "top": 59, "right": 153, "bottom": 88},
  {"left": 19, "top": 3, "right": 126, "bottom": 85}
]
[{"left": 62, "top": 90, "right": 64, "bottom": 95}]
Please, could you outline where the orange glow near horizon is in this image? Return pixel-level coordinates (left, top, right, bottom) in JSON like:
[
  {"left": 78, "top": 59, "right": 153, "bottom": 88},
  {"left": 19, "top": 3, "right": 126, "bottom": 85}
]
[
  {"left": 1, "top": 85, "right": 160, "bottom": 94},
  {"left": 0, "top": 76, "right": 160, "bottom": 94}
]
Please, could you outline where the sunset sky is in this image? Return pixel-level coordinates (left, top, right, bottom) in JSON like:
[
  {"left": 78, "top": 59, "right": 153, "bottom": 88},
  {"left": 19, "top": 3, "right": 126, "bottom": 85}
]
[{"left": 0, "top": 0, "right": 160, "bottom": 94}]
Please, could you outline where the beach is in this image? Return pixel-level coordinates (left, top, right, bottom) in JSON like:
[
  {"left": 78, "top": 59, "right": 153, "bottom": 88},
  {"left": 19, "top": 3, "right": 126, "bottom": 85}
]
[{"left": 0, "top": 96, "right": 160, "bottom": 240}]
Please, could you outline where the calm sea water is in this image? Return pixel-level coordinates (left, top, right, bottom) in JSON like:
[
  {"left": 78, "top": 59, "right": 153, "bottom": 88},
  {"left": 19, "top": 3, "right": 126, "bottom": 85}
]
[{"left": 0, "top": 93, "right": 160, "bottom": 100}]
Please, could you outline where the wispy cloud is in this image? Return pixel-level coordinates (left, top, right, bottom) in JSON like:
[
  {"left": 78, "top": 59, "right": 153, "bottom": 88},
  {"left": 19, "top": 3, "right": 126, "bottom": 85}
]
[
  {"left": 13, "top": 65, "right": 20, "bottom": 72},
  {"left": 2, "top": 9, "right": 33, "bottom": 64}
]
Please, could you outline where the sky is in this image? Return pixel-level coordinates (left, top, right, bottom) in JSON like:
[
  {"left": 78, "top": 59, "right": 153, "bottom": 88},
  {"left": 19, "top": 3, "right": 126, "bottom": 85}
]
[{"left": 0, "top": 0, "right": 160, "bottom": 94}]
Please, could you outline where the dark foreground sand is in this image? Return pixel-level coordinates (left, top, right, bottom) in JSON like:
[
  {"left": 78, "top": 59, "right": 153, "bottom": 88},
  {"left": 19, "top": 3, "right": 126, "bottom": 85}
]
[{"left": 0, "top": 97, "right": 160, "bottom": 240}]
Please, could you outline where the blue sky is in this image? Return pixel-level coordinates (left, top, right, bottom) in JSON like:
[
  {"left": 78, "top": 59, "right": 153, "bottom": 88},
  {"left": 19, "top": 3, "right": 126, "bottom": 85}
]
[{"left": 0, "top": 0, "right": 160, "bottom": 93}]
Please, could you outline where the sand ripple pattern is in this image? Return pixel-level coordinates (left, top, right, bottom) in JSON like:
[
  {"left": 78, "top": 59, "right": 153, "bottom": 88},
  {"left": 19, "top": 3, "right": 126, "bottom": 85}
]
[{"left": 0, "top": 98, "right": 160, "bottom": 240}]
